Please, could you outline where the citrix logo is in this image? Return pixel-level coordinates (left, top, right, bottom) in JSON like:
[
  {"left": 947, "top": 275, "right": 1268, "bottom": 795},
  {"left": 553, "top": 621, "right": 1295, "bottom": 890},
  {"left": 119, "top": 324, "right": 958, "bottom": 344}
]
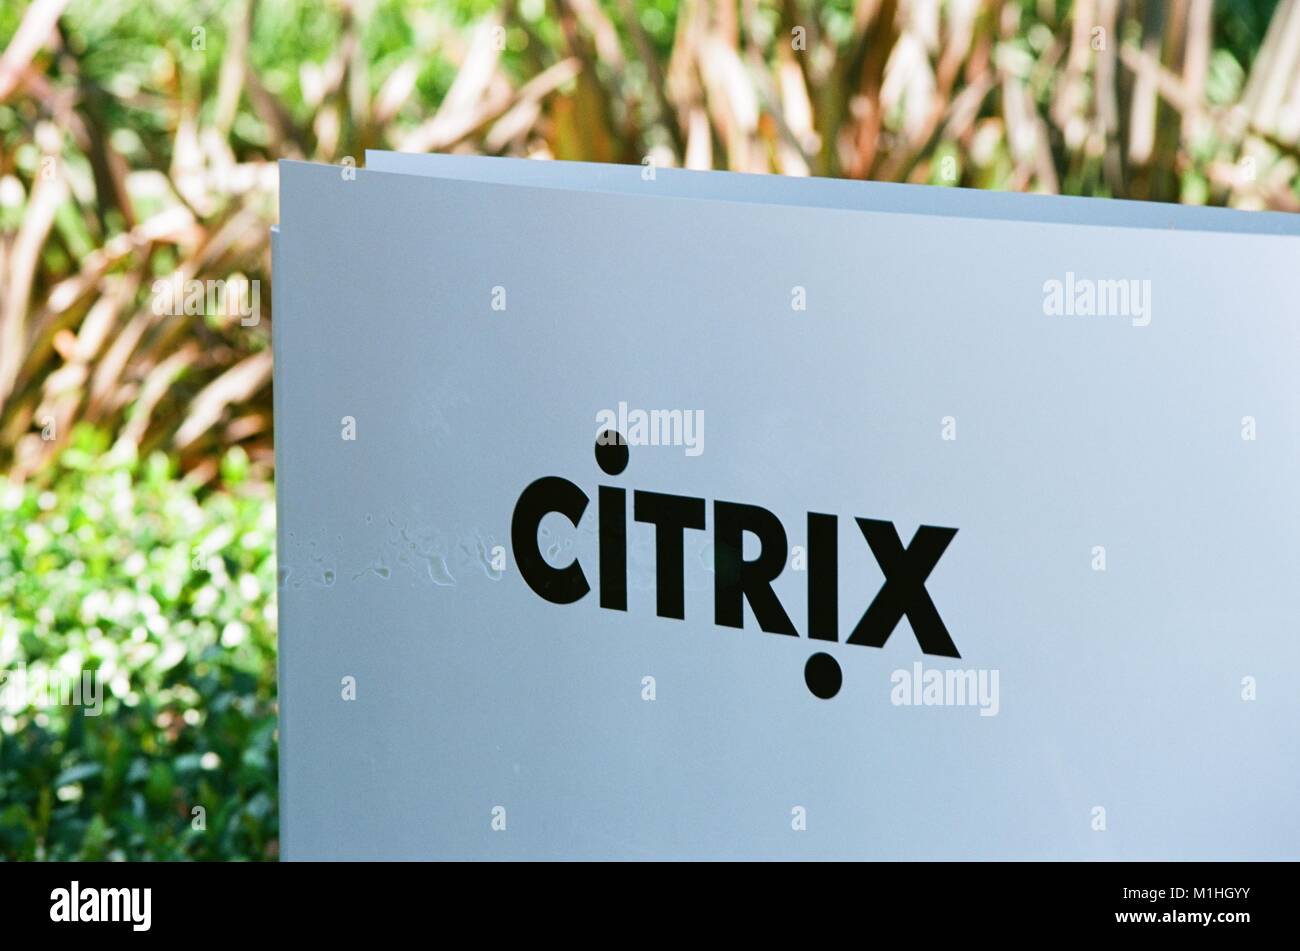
[{"left": 511, "top": 431, "right": 960, "bottom": 699}]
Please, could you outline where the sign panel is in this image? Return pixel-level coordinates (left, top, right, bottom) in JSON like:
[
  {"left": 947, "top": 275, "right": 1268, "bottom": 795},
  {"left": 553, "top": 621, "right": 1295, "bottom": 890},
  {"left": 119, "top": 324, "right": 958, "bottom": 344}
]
[{"left": 274, "top": 157, "right": 1300, "bottom": 859}]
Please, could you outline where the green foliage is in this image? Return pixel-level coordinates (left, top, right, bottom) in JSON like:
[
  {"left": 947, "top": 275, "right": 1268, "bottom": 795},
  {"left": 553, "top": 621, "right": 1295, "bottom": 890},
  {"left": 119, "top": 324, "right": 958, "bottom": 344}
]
[{"left": 0, "top": 427, "right": 277, "bottom": 860}]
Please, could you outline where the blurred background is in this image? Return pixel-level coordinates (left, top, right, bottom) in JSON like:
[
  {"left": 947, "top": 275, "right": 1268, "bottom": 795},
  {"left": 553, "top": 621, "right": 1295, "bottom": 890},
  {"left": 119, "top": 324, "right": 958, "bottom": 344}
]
[{"left": 1, "top": 0, "right": 1297, "bottom": 860}]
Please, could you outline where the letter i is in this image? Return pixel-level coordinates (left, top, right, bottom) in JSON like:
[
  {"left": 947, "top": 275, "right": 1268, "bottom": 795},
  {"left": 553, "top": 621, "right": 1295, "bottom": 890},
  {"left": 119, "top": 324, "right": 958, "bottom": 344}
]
[
  {"left": 599, "top": 486, "right": 627, "bottom": 610},
  {"left": 807, "top": 513, "right": 838, "bottom": 641},
  {"left": 595, "top": 429, "right": 630, "bottom": 611}
]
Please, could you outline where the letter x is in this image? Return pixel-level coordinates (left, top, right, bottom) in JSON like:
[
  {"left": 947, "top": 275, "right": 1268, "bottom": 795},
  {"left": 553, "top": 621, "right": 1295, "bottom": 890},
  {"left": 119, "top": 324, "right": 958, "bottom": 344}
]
[{"left": 847, "top": 519, "right": 960, "bottom": 657}]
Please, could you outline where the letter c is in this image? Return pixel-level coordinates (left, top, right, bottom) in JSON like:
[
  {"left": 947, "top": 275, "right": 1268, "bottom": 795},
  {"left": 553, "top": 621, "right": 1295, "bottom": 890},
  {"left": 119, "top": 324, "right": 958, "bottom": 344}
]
[{"left": 511, "top": 476, "right": 590, "bottom": 604}]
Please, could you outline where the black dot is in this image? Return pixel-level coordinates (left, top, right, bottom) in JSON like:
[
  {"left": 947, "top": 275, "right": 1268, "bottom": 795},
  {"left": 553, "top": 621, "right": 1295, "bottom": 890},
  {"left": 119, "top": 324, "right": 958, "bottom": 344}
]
[
  {"left": 595, "top": 430, "right": 629, "bottom": 475},
  {"left": 804, "top": 652, "right": 842, "bottom": 699}
]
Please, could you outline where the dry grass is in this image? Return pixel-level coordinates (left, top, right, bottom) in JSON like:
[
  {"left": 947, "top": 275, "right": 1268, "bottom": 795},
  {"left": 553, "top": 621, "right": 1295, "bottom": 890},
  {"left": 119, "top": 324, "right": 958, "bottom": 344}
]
[{"left": 2, "top": 0, "right": 1298, "bottom": 483}]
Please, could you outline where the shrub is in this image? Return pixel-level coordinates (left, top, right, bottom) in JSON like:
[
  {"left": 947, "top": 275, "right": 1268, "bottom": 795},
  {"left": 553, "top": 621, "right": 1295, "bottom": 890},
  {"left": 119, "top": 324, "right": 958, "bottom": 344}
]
[{"left": 0, "top": 426, "right": 277, "bottom": 860}]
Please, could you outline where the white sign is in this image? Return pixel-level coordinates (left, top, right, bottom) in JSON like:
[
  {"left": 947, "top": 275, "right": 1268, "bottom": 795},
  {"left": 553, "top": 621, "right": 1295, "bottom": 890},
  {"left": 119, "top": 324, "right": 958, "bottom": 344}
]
[{"left": 274, "top": 155, "right": 1300, "bottom": 859}]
